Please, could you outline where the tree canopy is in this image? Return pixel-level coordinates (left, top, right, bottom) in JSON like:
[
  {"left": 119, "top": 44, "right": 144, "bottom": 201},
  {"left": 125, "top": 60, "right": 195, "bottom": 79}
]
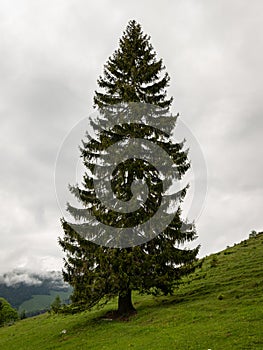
[{"left": 0, "top": 297, "right": 18, "bottom": 327}]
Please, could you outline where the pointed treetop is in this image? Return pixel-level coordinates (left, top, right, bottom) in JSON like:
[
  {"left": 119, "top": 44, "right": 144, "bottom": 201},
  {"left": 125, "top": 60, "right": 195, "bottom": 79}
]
[{"left": 94, "top": 20, "right": 173, "bottom": 109}]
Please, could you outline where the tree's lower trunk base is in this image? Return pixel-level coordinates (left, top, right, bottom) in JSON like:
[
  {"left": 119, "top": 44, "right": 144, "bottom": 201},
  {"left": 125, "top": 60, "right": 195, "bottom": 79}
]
[
  {"left": 100, "top": 289, "right": 136, "bottom": 320},
  {"left": 102, "top": 308, "right": 137, "bottom": 321},
  {"left": 116, "top": 308, "right": 137, "bottom": 318},
  {"left": 117, "top": 289, "right": 136, "bottom": 318}
]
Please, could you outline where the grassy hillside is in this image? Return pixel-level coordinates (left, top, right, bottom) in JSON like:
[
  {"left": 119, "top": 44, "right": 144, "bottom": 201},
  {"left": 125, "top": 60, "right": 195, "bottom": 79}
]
[{"left": 0, "top": 234, "right": 262, "bottom": 349}]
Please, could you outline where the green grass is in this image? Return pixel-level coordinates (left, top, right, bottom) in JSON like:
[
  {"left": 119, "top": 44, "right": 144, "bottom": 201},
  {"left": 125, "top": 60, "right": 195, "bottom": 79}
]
[{"left": 0, "top": 234, "right": 263, "bottom": 349}]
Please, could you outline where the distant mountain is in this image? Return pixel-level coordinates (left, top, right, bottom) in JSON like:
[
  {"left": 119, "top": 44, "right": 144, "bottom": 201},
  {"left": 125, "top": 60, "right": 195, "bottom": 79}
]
[{"left": 0, "top": 270, "right": 72, "bottom": 316}]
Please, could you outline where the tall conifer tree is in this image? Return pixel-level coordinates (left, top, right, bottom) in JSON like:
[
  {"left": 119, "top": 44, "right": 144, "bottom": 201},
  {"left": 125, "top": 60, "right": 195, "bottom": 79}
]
[{"left": 59, "top": 20, "right": 199, "bottom": 316}]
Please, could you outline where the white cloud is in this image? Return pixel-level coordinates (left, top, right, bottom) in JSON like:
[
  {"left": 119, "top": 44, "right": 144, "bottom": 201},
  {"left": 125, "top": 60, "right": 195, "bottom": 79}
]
[{"left": 0, "top": 271, "right": 42, "bottom": 287}]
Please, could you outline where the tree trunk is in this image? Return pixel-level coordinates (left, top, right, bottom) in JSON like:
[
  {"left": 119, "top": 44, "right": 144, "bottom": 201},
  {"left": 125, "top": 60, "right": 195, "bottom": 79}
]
[{"left": 117, "top": 289, "right": 136, "bottom": 315}]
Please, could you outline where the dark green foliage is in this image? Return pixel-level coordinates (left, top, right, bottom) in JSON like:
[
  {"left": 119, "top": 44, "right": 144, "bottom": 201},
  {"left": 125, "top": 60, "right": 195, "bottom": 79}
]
[
  {"left": 59, "top": 20, "right": 199, "bottom": 314},
  {"left": 94, "top": 20, "right": 173, "bottom": 110},
  {"left": 19, "top": 310, "right": 26, "bottom": 320},
  {"left": 249, "top": 230, "right": 257, "bottom": 238},
  {"left": 50, "top": 295, "right": 62, "bottom": 314},
  {"left": 210, "top": 256, "right": 219, "bottom": 268},
  {"left": 0, "top": 297, "right": 18, "bottom": 327}
]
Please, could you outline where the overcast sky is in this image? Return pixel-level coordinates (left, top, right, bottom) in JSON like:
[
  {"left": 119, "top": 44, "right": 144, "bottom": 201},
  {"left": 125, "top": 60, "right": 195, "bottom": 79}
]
[{"left": 1, "top": 0, "right": 263, "bottom": 273}]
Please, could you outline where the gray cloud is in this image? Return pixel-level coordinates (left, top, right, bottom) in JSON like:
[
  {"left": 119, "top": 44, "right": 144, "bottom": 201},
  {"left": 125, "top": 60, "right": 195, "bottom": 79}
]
[
  {"left": 0, "top": 0, "right": 263, "bottom": 272},
  {"left": 0, "top": 269, "right": 66, "bottom": 287},
  {"left": 0, "top": 271, "right": 42, "bottom": 287}
]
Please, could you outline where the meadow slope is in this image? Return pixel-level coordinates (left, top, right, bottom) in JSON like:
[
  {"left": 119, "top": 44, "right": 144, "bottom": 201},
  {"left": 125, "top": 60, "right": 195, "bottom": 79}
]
[{"left": 0, "top": 234, "right": 262, "bottom": 349}]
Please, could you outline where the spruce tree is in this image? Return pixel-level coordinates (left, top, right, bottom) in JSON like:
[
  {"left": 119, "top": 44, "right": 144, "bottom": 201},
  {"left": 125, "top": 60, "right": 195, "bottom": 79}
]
[{"left": 59, "top": 20, "right": 199, "bottom": 316}]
